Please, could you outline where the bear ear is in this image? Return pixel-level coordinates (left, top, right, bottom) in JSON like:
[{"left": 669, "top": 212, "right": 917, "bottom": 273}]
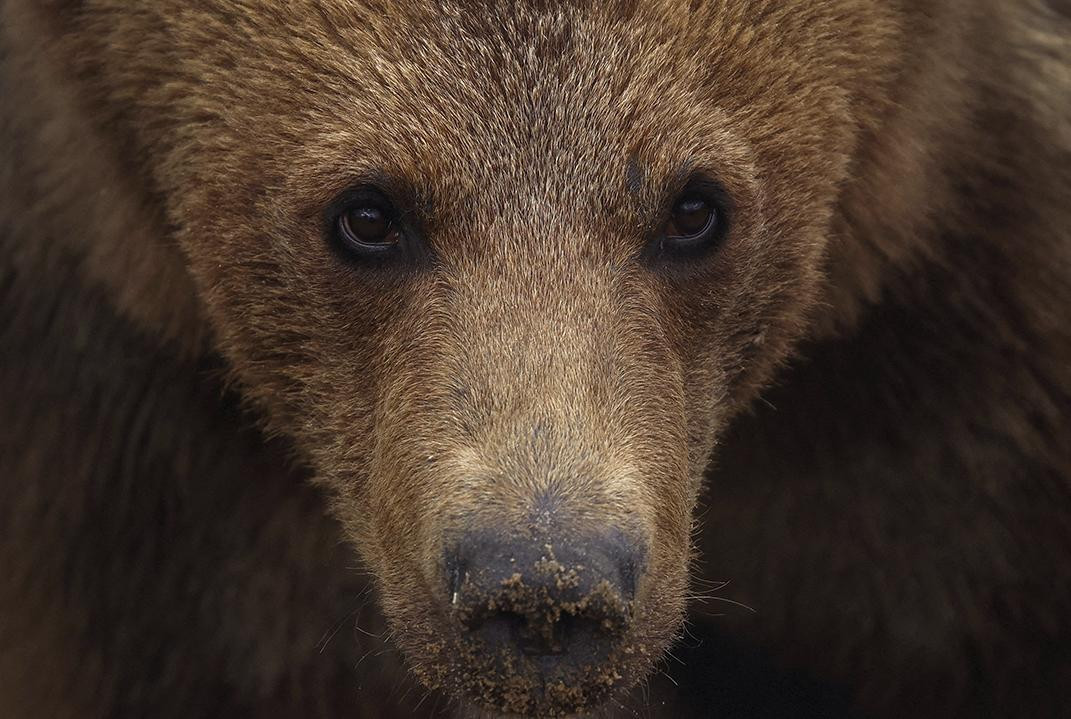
[{"left": 4, "top": 0, "right": 211, "bottom": 356}]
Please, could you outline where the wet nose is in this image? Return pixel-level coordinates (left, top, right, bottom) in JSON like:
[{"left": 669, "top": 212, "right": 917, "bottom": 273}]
[{"left": 446, "top": 531, "right": 642, "bottom": 662}]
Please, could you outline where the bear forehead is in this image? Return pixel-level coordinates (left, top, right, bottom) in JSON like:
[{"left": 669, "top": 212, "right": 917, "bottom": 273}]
[
  {"left": 281, "top": 5, "right": 729, "bottom": 195},
  {"left": 164, "top": 0, "right": 865, "bottom": 238}
]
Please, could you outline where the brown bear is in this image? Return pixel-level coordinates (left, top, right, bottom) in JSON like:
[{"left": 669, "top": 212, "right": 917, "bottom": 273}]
[{"left": 2, "top": 0, "right": 1069, "bottom": 717}]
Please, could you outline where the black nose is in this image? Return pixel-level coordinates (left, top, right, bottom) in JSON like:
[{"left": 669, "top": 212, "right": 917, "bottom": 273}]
[{"left": 446, "top": 531, "right": 642, "bottom": 663}]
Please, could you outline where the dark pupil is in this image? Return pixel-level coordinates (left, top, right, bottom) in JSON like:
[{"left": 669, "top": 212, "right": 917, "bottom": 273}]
[
  {"left": 673, "top": 196, "right": 713, "bottom": 236},
  {"left": 347, "top": 206, "right": 391, "bottom": 242}
]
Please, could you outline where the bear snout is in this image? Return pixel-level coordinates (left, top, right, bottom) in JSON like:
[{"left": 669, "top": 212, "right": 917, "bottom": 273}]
[{"left": 439, "top": 529, "right": 647, "bottom": 713}]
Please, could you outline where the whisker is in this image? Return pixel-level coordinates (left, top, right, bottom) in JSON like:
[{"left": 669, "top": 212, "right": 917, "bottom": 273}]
[
  {"left": 354, "top": 622, "right": 388, "bottom": 639},
  {"left": 412, "top": 689, "right": 432, "bottom": 712},
  {"left": 664, "top": 648, "right": 686, "bottom": 666},
  {"left": 354, "top": 645, "right": 377, "bottom": 670},
  {"left": 315, "top": 593, "right": 371, "bottom": 653},
  {"left": 657, "top": 667, "right": 679, "bottom": 687},
  {"left": 705, "top": 595, "right": 757, "bottom": 613},
  {"left": 316, "top": 609, "right": 358, "bottom": 653}
]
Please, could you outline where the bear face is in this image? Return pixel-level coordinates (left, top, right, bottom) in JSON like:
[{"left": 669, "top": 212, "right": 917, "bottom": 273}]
[{"left": 57, "top": 0, "right": 899, "bottom": 714}]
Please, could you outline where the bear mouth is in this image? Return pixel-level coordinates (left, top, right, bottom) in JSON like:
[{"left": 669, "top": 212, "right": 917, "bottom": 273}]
[
  {"left": 419, "top": 634, "right": 651, "bottom": 717},
  {"left": 375, "top": 523, "right": 685, "bottom": 716},
  {"left": 397, "top": 571, "right": 661, "bottom": 715},
  {"left": 404, "top": 585, "right": 660, "bottom": 716}
]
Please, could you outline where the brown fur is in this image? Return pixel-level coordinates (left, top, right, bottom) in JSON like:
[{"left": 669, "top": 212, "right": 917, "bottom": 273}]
[{"left": 1, "top": 0, "right": 1069, "bottom": 717}]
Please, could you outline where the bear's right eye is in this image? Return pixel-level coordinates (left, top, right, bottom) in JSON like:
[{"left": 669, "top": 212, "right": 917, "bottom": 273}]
[
  {"left": 653, "top": 179, "right": 731, "bottom": 261},
  {"left": 333, "top": 189, "right": 402, "bottom": 258}
]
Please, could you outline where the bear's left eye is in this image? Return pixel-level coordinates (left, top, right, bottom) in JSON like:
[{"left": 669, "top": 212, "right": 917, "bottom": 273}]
[
  {"left": 667, "top": 195, "right": 716, "bottom": 239},
  {"left": 656, "top": 183, "right": 729, "bottom": 259},
  {"left": 333, "top": 190, "right": 402, "bottom": 258}
]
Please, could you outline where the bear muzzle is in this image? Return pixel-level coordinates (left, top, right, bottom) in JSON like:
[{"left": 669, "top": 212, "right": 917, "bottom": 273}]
[{"left": 439, "top": 529, "right": 648, "bottom": 714}]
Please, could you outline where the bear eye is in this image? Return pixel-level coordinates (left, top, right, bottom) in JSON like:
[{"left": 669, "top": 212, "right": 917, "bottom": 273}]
[
  {"left": 656, "top": 183, "right": 729, "bottom": 259},
  {"left": 334, "top": 190, "right": 402, "bottom": 256},
  {"left": 667, "top": 195, "right": 715, "bottom": 238}
]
